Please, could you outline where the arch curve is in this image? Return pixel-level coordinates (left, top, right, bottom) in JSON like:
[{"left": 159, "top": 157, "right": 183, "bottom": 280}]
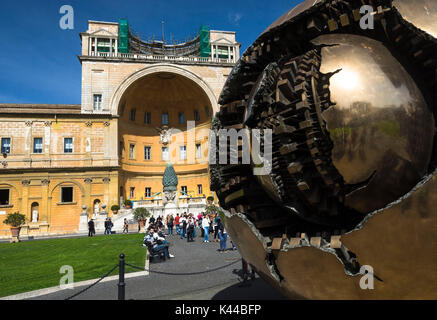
[
  {"left": 109, "top": 63, "right": 219, "bottom": 116},
  {"left": 0, "top": 182, "right": 22, "bottom": 199}
]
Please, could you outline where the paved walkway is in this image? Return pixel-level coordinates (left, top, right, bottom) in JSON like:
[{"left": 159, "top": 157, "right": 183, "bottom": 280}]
[{"left": 28, "top": 231, "right": 286, "bottom": 300}]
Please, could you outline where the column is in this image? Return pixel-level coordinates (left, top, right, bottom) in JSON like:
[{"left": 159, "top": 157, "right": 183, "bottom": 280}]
[
  {"left": 103, "top": 178, "right": 110, "bottom": 211},
  {"left": 104, "top": 121, "right": 118, "bottom": 166},
  {"left": 84, "top": 178, "right": 92, "bottom": 218},
  {"left": 94, "top": 37, "right": 97, "bottom": 55},
  {"left": 115, "top": 38, "right": 118, "bottom": 56},
  {"left": 228, "top": 46, "right": 231, "bottom": 62},
  {"left": 108, "top": 174, "right": 119, "bottom": 209},
  {"left": 24, "top": 121, "right": 32, "bottom": 165},
  {"left": 110, "top": 38, "right": 113, "bottom": 55},
  {"left": 85, "top": 121, "right": 92, "bottom": 165},
  {"left": 88, "top": 36, "right": 91, "bottom": 55},
  {"left": 40, "top": 179, "right": 50, "bottom": 233},
  {"left": 21, "top": 180, "right": 31, "bottom": 221},
  {"left": 44, "top": 121, "right": 51, "bottom": 157},
  {"left": 210, "top": 44, "right": 213, "bottom": 60}
]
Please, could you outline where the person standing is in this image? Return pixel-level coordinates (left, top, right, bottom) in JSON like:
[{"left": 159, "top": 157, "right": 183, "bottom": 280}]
[
  {"left": 217, "top": 218, "right": 228, "bottom": 252},
  {"left": 192, "top": 218, "right": 197, "bottom": 238},
  {"left": 187, "top": 218, "right": 195, "bottom": 242},
  {"left": 180, "top": 215, "right": 185, "bottom": 239},
  {"left": 104, "top": 218, "right": 110, "bottom": 235},
  {"left": 175, "top": 214, "right": 180, "bottom": 235},
  {"left": 123, "top": 218, "right": 129, "bottom": 234},
  {"left": 108, "top": 218, "right": 113, "bottom": 234},
  {"left": 202, "top": 214, "right": 210, "bottom": 243},
  {"left": 198, "top": 214, "right": 204, "bottom": 238},
  {"left": 181, "top": 215, "right": 188, "bottom": 239},
  {"left": 88, "top": 219, "right": 95, "bottom": 237},
  {"left": 149, "top": 216, "right": 156, "bottom": 226},
  {"left": 213, "top": 214, "right": 220, "bottom": 243},
  {"left": 167, "top": 214, "right": 174, "bottom": 235}
]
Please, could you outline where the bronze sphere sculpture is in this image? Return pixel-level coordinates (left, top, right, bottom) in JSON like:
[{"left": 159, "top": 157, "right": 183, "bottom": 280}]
[{"left": 210, "top": 0, "right": 437, "bottom": 299}]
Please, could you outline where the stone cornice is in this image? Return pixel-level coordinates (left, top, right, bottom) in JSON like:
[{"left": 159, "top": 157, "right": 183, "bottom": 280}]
[{"left": 77, "top": 55, "right": 235, "bottom": 68}]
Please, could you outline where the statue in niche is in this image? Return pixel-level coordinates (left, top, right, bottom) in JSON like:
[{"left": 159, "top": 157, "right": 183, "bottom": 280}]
[
  {"left": 32, "top": 210, "right": 39, "bottom": 223},
  {"left": 94, "top": 201, "right": 100, "bottom": 215}
]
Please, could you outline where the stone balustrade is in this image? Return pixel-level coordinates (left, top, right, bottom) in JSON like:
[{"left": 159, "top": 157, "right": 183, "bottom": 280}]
[{"left": 84, "top": 52, "right": 235, "bottom": 65}]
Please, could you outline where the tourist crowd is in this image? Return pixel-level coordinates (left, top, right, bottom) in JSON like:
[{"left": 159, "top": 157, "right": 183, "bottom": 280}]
[{"left": 142, "top": 212, "right": 237, "bottom": 259}]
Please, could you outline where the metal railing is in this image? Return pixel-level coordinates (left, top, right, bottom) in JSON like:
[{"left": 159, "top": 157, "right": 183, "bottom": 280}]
[
  {"left": 86, "top": 52, "right": 236, "bottom": 65},
  {"left": 64, "top": 253, "right": 241, "bottom": 300}
]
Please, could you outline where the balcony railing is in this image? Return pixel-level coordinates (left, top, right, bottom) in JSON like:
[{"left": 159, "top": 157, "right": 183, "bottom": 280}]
[{"left": 85, "top": 52, "right": 236, "bottom": 65}]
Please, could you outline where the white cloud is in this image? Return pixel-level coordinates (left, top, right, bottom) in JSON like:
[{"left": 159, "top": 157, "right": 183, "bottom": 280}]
[{"left": 228, "top": 13, "right": 242, "bottom": 25}]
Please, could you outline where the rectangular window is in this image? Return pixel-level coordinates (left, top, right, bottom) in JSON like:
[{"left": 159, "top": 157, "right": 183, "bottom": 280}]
[
  {"left": 93, "top": 94, "right": 102, "bottom": 111},
  {"left": 181, "top": 186, "right": 188, "bottom": 195},
  {"left": 130, "top": 187, "right": 135, "bottom": 199},
  {"left": 162, "top": 147, "right": 169, "bottom": 161},
  {"left": 198, "top": 184, "right": 203, "bottom": 195},
  {"left": 1, "top": 138, "right": 11, "bottom": 154},
  {"left": 130, "top": 109, "right": 136, "bottom": 122},
  {"left": 129, "top": 144, "right": 135, "bottom": 159},
  {"left": 145, "top": 188, "right": 151, "bottom": 198},
  {"left": 144, "top": 112, "right": 151, "bottom": 124},
  {"left": 64, "top": 138, "right": 73, "bottom": 153},
  {"left": 144, "top": 146, "right": 151, "bottom": 160},
  {"left": 0, "top": 189, "right": 10, "bottom": 206},
  {"left": 162, "top": 113, "right": 169, "bottom": 125},
  {"left": 194, "top": 110, "right": 200, "bottom": 122},
  {"left": 204, "top": 106, "right": 210, "bottom": 118},
  {"left": 119, "top": 141, "right": 124, "bottom": 157},
  {"left": 196, "top": 144, "right": 201, "bottom": 159},
  {"left": 61, "top": 187, "right": 74, "bottom": 203},
  {"left": 178, "top": 112, "right": 185, "bottom": 124},
  {"left": 180, "top": 145, "right": 187, "bottom": 160},
  {"left": 33, "top": 138, "right": 43, "bottom": 154}
]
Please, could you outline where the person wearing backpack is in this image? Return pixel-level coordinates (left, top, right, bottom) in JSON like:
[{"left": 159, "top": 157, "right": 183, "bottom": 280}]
[{"left": 187, "top": 218, "right": 195, "bottom": 242}]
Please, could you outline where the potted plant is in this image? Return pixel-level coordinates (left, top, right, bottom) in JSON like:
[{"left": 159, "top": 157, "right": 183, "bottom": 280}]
[
  {"left": 3, "top": 212, "right": 26, "bottom": 243},
  {"left": 111, "top": 205, "right": 120, "bottom": 215},
  {"left": 133, "top": 207, "right": 151, "bottom": 233},
  {"left": 124, "top": 199, "right": 132, "bottom": 209}
]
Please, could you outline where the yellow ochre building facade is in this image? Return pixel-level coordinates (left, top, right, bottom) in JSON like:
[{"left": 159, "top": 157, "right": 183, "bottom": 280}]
[{"left": 0, "top": 20, "right": 239, "bottom": 238}]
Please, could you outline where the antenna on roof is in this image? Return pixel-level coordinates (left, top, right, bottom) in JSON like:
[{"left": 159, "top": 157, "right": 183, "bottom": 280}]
[{"left": 162, "top": 19, "right": 165, "bottom": 44}]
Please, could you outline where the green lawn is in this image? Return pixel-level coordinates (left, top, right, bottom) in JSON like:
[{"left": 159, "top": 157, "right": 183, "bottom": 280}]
[{"left": 0, "top": 233, "right": 146, "bottom": 298}]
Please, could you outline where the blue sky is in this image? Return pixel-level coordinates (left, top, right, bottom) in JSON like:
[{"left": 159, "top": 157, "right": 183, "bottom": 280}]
[{"left": 0, "top": 0, "right": 302, "bottom": 104}]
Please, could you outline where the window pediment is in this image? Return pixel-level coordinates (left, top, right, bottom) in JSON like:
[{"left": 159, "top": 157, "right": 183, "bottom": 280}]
[
  {"left": 88, "top": 28, "right": 118, "bottom": 37},
  {"left": 210, "top": 37, "right": 235, "bottom": 45}
]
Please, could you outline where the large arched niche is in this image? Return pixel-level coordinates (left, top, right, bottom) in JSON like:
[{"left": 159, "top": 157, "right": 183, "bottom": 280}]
[
  {"left": 109, "top": 64, "right": 218, "bottom": 117},
  {"left": 116, "top": 64, "right": 216, "bottom": 196}
]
